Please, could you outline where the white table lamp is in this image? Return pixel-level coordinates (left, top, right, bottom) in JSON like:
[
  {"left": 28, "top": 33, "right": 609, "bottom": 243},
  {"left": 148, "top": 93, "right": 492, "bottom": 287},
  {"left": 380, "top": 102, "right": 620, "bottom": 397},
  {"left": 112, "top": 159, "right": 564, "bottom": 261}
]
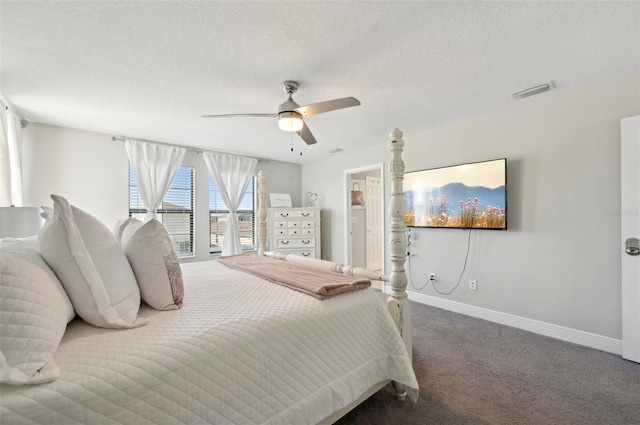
[{"left": 0, "top": 206, "right": 44, "bottom": 238}]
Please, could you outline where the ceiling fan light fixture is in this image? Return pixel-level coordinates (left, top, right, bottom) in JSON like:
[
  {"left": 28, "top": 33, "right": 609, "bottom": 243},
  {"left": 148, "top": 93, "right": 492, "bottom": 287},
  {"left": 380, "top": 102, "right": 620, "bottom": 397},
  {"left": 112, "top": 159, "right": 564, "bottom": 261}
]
[
  {"left": 278, "top": 111, "right": 304, "bottom": 132},
  {"left": 203, "top": 80, "right": 359, "bottom": 146}
]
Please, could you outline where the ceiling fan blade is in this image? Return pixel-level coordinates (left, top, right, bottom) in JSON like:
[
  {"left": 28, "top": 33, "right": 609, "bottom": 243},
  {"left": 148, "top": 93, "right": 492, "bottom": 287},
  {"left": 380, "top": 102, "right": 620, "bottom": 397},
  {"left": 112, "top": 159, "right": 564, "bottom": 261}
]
[
  {"left": 297, "top": 122, "right": 317, "bottom": 145},
  {"left": 201, "top": 113, "right": 277, "bottom": 118},
  {"left": 295, "top": 97, "right": 360, "bottom": 117}
]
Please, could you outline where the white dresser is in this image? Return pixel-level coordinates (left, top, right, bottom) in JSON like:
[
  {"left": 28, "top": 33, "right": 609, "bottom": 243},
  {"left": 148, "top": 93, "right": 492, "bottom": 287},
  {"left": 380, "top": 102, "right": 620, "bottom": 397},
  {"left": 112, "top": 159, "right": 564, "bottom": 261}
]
[{"left": 267, "top": 207, "right": 321, "bottom": 259}]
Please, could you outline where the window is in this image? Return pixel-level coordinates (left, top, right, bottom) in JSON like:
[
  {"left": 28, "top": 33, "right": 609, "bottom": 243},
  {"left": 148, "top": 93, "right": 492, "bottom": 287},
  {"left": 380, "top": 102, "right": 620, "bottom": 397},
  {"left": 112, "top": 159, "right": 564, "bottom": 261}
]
[
  {"left": 129, "top": 165, "right": 194, "bottom": 257},
  {"left": 209, "top": 176, "right": 256, "bottom": 254}
]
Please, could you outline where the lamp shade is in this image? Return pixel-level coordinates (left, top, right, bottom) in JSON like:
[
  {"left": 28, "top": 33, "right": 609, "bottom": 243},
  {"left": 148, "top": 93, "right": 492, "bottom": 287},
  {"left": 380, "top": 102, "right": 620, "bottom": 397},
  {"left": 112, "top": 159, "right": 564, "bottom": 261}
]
[{"left": 0, "top": 207, "right": 45, "bottom": 238}]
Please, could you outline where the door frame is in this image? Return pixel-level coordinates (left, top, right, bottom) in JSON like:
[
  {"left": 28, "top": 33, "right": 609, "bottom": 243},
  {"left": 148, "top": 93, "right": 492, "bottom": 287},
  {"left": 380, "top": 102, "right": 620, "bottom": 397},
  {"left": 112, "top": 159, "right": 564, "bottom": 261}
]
[{"left": 344, "top": 163, "right": 385, "bottom": 275}]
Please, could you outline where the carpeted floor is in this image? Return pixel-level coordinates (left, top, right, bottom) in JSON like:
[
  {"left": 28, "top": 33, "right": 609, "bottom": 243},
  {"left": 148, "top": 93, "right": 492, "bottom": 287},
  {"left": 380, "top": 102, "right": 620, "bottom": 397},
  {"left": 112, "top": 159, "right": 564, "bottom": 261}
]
[{"left": 335, "top": 302, "right": 640, "bottom": 425}]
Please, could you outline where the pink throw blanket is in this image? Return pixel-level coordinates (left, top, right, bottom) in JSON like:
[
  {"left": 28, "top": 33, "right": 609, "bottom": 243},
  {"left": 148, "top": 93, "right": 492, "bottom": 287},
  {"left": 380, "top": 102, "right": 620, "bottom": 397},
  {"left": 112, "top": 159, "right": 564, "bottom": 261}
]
[{"left": 217, "top": 254, "right": 371, "bottom": 299}]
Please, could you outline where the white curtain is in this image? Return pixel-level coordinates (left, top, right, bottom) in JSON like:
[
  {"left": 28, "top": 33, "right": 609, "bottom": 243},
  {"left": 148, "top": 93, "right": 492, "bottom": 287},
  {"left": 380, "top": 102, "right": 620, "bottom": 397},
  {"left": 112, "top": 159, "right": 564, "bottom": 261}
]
[
  {"left": 0, "top": 100, "right": 23, "bottom": 206},
  {"left": 124, "top": 139, "right": 186, "bottom": 222},
  {"left": 203, "top": 152, "right": 257, "bottom": 256}
]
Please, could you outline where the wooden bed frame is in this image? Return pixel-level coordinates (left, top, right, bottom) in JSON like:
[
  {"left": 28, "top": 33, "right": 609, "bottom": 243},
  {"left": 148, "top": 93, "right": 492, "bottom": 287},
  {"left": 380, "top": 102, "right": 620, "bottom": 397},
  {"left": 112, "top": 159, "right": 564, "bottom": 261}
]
[{"left": 256, "top": 128, "right": 412, "bottom": 421}]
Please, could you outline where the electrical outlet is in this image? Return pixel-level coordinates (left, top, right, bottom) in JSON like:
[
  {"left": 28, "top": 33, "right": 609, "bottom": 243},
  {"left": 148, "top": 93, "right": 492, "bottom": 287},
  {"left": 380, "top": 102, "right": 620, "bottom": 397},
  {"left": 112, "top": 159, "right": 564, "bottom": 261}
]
[
  {"left": 429, "top": 272, "right": 436, "bottom": 282},
  {"left": 469, "top": 279, "right": 477, "bottom": 291}
]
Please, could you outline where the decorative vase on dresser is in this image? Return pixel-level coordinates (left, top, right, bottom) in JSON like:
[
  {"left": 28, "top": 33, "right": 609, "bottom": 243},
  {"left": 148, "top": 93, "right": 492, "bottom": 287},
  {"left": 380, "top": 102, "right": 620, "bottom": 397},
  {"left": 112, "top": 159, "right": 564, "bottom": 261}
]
[{"left": 267, "top": 207, "right": 321, "bottom": 259}]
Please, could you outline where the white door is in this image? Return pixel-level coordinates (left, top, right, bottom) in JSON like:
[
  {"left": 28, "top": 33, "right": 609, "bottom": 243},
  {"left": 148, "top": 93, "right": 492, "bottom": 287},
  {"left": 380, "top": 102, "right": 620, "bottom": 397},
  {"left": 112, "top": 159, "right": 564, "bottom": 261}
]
[
  {"left": 366, "top": 176, "right": 382, "bottom": 271},
  {"left": 621, "top": 115, "right": 640, "bottom": 363}
]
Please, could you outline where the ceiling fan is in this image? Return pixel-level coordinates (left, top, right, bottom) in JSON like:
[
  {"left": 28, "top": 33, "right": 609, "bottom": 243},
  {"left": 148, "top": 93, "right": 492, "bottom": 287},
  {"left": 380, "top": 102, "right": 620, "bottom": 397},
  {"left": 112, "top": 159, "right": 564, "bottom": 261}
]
[{"left": 202, "top": 80, "right": 360, "bottom": 145}]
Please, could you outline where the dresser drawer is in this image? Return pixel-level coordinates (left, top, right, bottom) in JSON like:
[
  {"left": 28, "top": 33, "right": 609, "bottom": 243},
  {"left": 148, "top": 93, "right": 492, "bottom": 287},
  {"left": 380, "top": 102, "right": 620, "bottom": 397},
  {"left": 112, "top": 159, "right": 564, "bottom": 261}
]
[
  {"left": 275, "top": 237, "right": 315, "bottom": 249},
  {"left": 272, "top": 210, "right": 317, "bottom": 220},
  {"left": 285, "top": 250, "right": 315, "bottom": 258}
]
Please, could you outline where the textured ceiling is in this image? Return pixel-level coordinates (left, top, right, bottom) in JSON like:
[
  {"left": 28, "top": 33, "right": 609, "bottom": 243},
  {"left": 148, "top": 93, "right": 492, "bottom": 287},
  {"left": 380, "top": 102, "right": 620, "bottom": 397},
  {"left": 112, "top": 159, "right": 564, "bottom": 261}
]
[{"left": 1, "top": 1, "right": 639, "bottom": 164}]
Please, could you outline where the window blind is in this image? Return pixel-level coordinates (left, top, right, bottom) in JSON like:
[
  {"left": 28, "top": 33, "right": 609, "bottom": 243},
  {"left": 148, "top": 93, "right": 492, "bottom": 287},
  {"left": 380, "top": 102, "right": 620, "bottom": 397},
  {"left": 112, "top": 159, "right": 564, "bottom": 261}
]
[{"left": 129, "top": 165, "right": 194, "bottom": 257}]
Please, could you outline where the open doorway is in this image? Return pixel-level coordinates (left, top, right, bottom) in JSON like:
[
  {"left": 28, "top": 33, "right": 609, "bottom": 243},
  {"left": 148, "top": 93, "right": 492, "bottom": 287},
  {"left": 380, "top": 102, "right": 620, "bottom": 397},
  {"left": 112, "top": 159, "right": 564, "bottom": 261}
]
[{"left": 345, "top": 164, "right": 385, "bottom": 286}]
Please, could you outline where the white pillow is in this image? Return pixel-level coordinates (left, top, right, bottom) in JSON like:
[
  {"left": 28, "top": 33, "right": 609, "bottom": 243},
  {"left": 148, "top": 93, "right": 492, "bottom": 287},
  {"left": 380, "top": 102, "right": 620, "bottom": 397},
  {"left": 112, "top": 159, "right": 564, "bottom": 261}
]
[
  {"left": 1, "top": 237, "right": 75, "bottom": 323},
  {"left": 113, "top": 217, "right": 138, "bottom": 243},
  {"left": 121, "top": 218, "right": 184, "bottom": 310},
  {"left": 40, "top": 205, "right": 53, "bottom": 220},
  {"left": 0, "top": 238, "right": 70, "bottom": 385},
  {"left": 38, "top": 195, "right": 144, "bottom": 329}
]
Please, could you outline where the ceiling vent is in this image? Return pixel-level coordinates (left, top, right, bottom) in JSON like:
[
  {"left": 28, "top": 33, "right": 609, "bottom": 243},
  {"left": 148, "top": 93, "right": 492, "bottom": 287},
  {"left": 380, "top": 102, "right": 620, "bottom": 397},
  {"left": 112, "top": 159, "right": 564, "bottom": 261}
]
[{"left": 512, "top": 81, "right": 554, "bottom": 99}]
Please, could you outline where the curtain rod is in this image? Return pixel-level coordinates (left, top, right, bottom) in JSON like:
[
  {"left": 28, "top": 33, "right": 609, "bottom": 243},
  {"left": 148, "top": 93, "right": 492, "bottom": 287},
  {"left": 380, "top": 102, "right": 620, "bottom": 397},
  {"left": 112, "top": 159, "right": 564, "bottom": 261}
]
[
  {"left": 111, "top": 136, "right": 203, "bottom": 153},
  {"left": 1, "top": 98, "right": 28, "bottom": 128},
  {"left": 112, "top": 136, "right": 268, "bottom": 162}
]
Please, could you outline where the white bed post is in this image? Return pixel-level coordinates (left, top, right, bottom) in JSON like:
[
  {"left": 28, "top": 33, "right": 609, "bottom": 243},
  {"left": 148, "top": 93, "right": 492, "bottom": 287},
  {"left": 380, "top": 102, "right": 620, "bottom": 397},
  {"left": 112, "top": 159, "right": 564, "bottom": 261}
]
[
  {"left": 257, "top": 170, "right": 267, "bottom": 255},
  {"left": 387, "top": 128, "right": 412, "bottom": 369}
]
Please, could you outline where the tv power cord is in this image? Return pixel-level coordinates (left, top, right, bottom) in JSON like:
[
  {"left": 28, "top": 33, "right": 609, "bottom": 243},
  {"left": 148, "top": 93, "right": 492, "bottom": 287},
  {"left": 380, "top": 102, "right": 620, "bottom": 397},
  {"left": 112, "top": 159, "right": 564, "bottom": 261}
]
[{"left": 406, "top": 229, "right": 472, "bottom": 295}]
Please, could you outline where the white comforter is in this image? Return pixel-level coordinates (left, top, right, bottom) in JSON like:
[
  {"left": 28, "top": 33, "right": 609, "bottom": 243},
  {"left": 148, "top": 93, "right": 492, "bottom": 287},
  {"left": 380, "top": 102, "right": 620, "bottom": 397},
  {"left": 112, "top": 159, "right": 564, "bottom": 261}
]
[{"left": 1, "top": 260, "right": 418, "bottom": 425}]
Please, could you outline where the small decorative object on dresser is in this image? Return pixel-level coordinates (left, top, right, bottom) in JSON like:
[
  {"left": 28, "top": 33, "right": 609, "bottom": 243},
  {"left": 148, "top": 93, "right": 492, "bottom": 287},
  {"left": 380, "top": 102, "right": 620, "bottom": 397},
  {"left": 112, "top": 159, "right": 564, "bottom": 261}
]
[
  {"left": 269, "top": 193, "right": 292, "bottom": 208},
  {"left": 267, "top": 207, "right": 321, "bottom": 259},
  {"left": 306, "top": 191, "right": 318, "bottom": 207}
]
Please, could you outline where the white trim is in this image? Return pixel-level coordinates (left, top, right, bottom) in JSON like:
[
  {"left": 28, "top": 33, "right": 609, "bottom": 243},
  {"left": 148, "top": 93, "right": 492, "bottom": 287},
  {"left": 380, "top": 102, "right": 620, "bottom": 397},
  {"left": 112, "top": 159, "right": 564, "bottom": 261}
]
[
  {"left": 400, "top": 289, "right": 623, "bottom": 355},
  {"left": 343, "top": 163, "right": 385, "bottom": 268}
]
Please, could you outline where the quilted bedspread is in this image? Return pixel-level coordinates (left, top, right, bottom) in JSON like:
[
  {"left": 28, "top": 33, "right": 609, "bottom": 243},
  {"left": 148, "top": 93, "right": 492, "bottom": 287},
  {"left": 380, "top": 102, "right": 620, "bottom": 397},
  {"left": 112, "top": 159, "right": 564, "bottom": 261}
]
[{"left": 1, "top": 260, "right": 418, "bottom": 425}]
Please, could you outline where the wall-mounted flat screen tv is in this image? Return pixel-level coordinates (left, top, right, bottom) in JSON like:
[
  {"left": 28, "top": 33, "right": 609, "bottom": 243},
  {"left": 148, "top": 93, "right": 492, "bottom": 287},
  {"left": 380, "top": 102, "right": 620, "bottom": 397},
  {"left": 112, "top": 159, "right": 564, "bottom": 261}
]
[{"left": 403, "top": 158, "right": 507, "bottom": 230}]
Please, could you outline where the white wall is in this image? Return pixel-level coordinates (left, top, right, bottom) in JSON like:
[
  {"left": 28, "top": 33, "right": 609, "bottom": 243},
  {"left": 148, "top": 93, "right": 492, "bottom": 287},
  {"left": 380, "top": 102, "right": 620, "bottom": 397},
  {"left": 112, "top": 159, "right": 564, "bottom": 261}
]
[
  {"left": 21, "top": 123, "right": 302, "bottom": 262},
  {"left": 21, "top": 124, "right": 129, "bottom": 227},
  {"left": 301, "top": 75, "right": 640, "bottom": 340}
]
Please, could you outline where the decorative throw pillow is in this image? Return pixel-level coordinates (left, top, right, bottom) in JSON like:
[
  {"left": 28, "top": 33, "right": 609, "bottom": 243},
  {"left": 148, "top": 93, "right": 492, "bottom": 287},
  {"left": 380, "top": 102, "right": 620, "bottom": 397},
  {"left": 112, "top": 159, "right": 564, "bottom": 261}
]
[
  {"left": 113, "top": 217, "right": 138, "bottom": 243},
  {"left": 38, "top": 195, "right": 144, "bottom": 329},
  {"left": 121, "top": 218, "right": 184, "bottom": 310},
  {"left": 0, "top": 238, "right": 71, "bottom": 385}
]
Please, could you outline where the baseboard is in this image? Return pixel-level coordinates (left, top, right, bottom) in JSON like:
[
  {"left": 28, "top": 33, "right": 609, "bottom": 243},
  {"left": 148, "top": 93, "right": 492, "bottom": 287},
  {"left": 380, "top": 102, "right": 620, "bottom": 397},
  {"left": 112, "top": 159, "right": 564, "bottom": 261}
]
[{"left": 402, "top": 289, "right": 623, "bottom": 356}]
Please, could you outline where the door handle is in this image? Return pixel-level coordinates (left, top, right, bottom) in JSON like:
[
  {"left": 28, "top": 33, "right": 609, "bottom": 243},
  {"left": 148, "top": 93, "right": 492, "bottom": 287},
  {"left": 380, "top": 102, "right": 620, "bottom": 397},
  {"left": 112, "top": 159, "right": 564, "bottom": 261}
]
[{"left": 626, "top": 238, "right": 640, "bottom": 256}]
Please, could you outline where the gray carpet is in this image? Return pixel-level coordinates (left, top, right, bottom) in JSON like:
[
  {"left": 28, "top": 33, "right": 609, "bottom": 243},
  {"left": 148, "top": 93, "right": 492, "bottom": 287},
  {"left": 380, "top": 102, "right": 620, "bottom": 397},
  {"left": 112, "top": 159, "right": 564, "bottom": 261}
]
[{"left": 335, "top": 302, "right": 640, "bottom": 425}]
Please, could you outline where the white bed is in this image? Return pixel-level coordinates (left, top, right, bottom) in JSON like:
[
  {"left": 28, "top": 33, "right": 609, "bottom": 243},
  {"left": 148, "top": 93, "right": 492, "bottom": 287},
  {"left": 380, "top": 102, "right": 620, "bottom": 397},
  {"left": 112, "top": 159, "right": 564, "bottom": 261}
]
[
  {"left": 1, "top": 260, "right": 416, "bottom": 424},
  {"left": 0, "top": 128, "right": 415, "bottom": 424}
]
